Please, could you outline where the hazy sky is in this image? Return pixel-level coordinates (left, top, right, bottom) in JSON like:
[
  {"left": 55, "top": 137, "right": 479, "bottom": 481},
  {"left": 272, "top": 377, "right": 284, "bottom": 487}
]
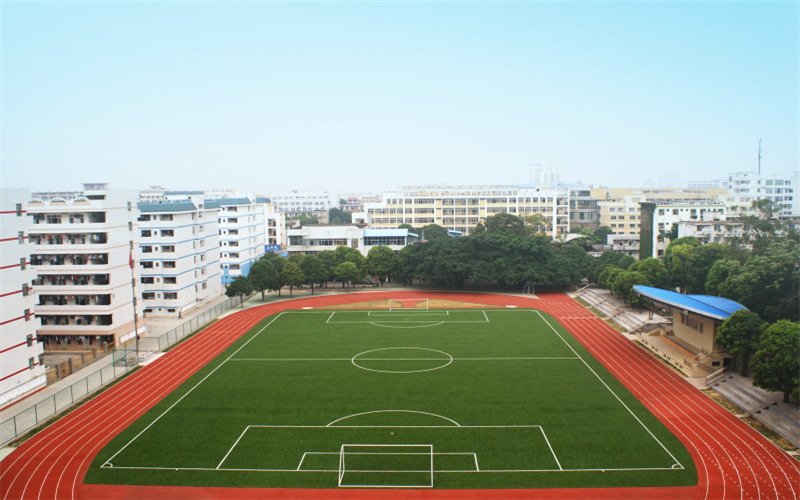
[{"left": 1, "top": 1, "right": 797, "bottom": 196}]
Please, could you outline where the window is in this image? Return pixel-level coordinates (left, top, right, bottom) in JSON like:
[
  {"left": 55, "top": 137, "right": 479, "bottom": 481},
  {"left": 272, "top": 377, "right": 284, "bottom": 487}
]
[
  {"left": 20, "top": 257, "right": 26, "bottom": 270},
  {"left": 24, "top": 309, "right": 31, "bottom": 321},
  {"left": 29, "top": 358, "right": 35, "bottom": 370},
  {"left": 22, "top": 283, "right": 30, "bottom": 296},
  {"left": 16, "top": 203, "right": 22, "bottom": 216}
]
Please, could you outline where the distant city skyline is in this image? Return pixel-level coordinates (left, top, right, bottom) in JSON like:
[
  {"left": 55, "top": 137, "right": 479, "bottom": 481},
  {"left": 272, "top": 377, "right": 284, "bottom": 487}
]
[{"left": 2, "top": 1, "right": 797, "bottom": 194}]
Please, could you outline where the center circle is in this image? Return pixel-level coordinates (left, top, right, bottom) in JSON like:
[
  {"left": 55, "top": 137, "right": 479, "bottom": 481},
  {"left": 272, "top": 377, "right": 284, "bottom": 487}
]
[{"left": 351, "top": 347, "right": 453, "bottom": 374}]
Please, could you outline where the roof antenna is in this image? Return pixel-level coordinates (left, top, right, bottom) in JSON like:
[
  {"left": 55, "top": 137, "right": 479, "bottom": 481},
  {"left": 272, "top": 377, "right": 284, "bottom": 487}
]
[{"left": 758, "top": 138, "right": 762, "bottom": 176}]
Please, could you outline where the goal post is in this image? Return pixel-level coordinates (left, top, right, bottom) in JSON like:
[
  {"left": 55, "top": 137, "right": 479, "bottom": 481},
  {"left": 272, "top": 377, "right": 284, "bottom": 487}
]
[
  {"left": 338, "top": 444, "right": 434, "bottom": 488},
  {"left": 387, "top": 298, "right": 429, "bottom": 311}
]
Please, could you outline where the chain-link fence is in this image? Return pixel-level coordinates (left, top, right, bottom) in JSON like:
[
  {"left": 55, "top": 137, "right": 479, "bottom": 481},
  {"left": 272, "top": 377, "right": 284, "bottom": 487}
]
[{"left": 0, "top": 295, "right": 244, "bottom": 447}]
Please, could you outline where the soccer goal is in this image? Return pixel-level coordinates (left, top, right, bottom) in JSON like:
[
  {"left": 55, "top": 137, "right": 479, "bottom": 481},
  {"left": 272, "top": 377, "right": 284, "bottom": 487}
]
[
  {"left": 338, "top": 444, "right": 434, "bottom": 488},
  {"left": 387, "top": 298, "right": 429, "bottom": 311}
]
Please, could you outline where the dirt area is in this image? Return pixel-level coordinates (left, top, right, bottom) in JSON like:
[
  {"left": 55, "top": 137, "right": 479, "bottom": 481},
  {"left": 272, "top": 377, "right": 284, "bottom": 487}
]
[{"left": 318, "top": 299, "right": 498, "bottom": 309}]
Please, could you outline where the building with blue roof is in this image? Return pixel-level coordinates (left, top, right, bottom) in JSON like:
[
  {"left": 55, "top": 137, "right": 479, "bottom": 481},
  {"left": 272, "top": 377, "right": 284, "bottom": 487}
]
[{"left": 634, "top": 285, "right": 747, "bottom": 374}]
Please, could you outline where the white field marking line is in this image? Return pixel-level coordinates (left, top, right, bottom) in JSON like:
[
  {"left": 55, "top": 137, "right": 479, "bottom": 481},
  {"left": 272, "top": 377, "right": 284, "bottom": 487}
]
[
  {"left": 326, "top": 312, "right": 335, "bottom": 324},
  {"left": 326, "top": 319, "right": 487, "bottom": 324},
  {"left": 297, "top": 453, "right": 308, "bottom": 471},
  {"left": 100, "top": 465, "right": 684, "bottom": 473},
  {"left": 103, "top": 311, "right": 288, "bottom": 466},
  {"left": 228, "top": 356, "right": 579, "bottom": 362},
  {"left": 326, "top": 410, "right": 461, "bottom": 427},
  {"left": 539, "top": 426, "right": 562, "bottom": 470},
  {"left": 369, "top": 322, "right": 445, "bottom": 329},
  {"left": 474, "top": 453, "right": 480, "bottom": 472},
  {"left": 483, "top": 310, "right": 489, "bottom": 322},
  {"left": 216, "top": 426, "right": 252, "bottom": 469},
  {"left": 535, "top": 310, "right": 684, "bottom": 469},
  {"left": 368, "top": 311, "right": 449, "bottom": 317}
]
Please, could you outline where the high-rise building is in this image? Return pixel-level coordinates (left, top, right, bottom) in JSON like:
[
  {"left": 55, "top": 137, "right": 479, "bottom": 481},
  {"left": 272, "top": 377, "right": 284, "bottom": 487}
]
[
  {"left": 27, "top": 184, "right": 144, "bottom": 351},
  {"left": 205, "top": 197, "right": 267, "bottom": 284},
  {"left": 137, "top": 197, "right": 222, "bottom": 317},
  {"left": 271, "top": 190, "right": 338, "bottom": 217},
  {"left": 0, "top": 189, "right": 46, "bottom": 406}
]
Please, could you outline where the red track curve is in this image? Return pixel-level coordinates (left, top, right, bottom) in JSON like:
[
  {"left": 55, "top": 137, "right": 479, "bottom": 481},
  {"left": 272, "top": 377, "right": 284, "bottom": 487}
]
[{"left": 0, "top": 291, "right": 797, "bottom": 499}]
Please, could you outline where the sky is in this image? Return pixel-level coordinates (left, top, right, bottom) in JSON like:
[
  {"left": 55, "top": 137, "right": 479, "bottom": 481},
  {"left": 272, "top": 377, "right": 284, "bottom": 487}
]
[{"left": 1, "top": 0, "right": 797, "bottom": 196}]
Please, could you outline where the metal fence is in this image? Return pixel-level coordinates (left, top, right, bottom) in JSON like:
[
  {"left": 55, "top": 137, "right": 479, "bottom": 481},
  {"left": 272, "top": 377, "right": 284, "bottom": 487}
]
[{"left": 0, "top": 295, "right": 244, "bottom": 447}]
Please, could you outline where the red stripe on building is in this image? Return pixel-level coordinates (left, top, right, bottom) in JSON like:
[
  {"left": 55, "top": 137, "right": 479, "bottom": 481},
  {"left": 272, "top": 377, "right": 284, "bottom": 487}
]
[
  {"left": 0, "top": 341, "right": 27, "bottom": 354},
  {"left": 0, "top": 263, "right": 22, "bottom": 270},
  {"left": 0, "top": 367, "right": 30, "bottom": 383},
  {"left": 0, "top": 210, "right": 25, "bottom": 214},
  {"left": 0, "top": 315, "right": 25, "bottom": 326},
  {"left": 0, "top": 289, "right": 23, "bottom": 298}
]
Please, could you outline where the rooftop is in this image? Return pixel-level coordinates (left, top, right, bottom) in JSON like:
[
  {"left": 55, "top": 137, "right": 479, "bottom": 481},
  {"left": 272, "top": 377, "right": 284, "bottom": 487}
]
[{"left": 633, "top": 285, "right": 747, "bottom": 321}]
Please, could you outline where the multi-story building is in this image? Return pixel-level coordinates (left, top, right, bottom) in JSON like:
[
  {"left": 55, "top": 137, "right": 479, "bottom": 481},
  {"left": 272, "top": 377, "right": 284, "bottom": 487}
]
[
  {"left": 206, "top": 198, "right": 266, "bottom": 284},
  {"left": 0, "top": 189, "right": 46, "bottom": 406},
  {"left": 287, "top": 225, "right": 419, "bottom": 257},
  {"left": 272, "top": 190, "right": 338, "bottom": 217},
  {"left": 259, "top": 197, "right": 285, "bottom": 251},
  {"left": 27, "top": 184, "right": 145, "bottom": 351},
  {"left": 677, "top": 219, "right": 744, "bottom": 244},
  {"left": 137, "top": 197, "right": 222, "bottom": 317},
  {"left": 365, "top": 185, "right": 570, "bottom": 238},
  {"left": 569, "top": 189, "right": 599, "bottom": 230},
  {"left": 724, "top": 171, "right": 799, "bottom": 217},
  {"left": 639, "top": 199, "right": 727, "bottom": 258}
]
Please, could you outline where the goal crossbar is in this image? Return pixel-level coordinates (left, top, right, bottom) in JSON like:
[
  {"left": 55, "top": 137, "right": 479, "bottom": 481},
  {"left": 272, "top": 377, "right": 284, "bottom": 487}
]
[
  {"left": 388, "top": 298, "right": 429, "bottom": 311},
  {"left": 338, "top": 444, "right": 434, "bottom": 488}
]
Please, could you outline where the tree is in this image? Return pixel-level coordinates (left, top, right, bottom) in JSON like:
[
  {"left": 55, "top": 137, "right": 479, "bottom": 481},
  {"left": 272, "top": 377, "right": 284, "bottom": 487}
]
[
  {"left": 299, "top": 255, "right": 328, "bottom": 294},
  {"left": 613, "top": 271, "right": 651, "bottom": 306},
  {"left": 628, "top": 258, "right": 670, "bottom": 289},
  {"left": 419, "top": 224, "right": 449, "bottom": 241},
  {"left": 333, "top": 261, "right": 359, "bottom": 288},
  {"left": 225, "top": 276, "right": 253, "bottom": 307},
  {"left": 287, "top": 214, "right": 319, "bottom": 226},
  {"left": 280, "top": 261, "right": 305, "bottom": 297},
  {"left": 367, "top": 245, "right": 398, "bottom": 286},
  {"left": 248, "top": 260, "right": 279, "bottom": 300},
  {"left": 714, "top": 310, "right": 765, "bottom": 376},
  {"left": 704, "top": 259, "right": 742, "bottom": 297},
  {"left": 750, "top": 320, "right": 800, "bottom": 402},
  {"left": 473, "top": 213, "right": 530, "bottom": 236},
  {"left": 593, "top": 226, "right": 613, "bottom": 244},
  {"left": 328, "top": 207, "right": 352, "bottom": 224}
]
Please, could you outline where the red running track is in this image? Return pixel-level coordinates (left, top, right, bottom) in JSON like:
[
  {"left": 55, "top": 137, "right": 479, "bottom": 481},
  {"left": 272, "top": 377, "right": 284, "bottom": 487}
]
[{"left": 0, "top": 291, "right": 798, "bottom": 500}]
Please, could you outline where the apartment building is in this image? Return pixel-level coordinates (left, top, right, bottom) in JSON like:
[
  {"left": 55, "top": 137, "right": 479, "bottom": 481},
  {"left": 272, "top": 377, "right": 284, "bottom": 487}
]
[
  {"left": 137, "top": 198, "right": 222, "bottom": 317},
  {"left": 639, "top": 199, "right": 727, "bottom": 259},
  {"left": 287, "top": 225, "right": 419, "bottom": 257},
  {"left": 27, "top": 184, "right": 144, "bottom": 351},
  {"left": 365, "top": 185, "right": 570, "bottom": 238},
  {"left": 206, "top": 198, "right": 266, "bottom": 284},
  {"left": 0, "top": 189, "right": 46, "bottom": 406}
]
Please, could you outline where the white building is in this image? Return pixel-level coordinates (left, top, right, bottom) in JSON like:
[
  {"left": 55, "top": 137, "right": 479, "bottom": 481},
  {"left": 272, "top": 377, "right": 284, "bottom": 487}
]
[
  {"left": 272, "top": 190, "right": 338, "bottom": 216},
  {"left": 724, "top": 171, "right": 799, "bottom": 217},
  {"left": 137, "top": 198, "right": 222, "bottom": 318},
  {"left": 258, "top": 197, "right": 286, "bottom": 252},
  {"left": 639, "top": 199, "right": 727, "bottom": 258},
  {"left": 287, "top": 225, "right": 419, "bottom": 257},
  {"left": 205, "top": 198, "right": 266, "bottom": 284},
  {"left": 0, "top": 189, "right": 47, "bottom": 406},
  {"left": 677, "top": 219, "right": 744, "bottom": 244},
  {"left": 365, "top": 185, "right": 570, "bottom": 238},
  {"left": 27, "top": 184, "right": 145, "bottom": 351}
]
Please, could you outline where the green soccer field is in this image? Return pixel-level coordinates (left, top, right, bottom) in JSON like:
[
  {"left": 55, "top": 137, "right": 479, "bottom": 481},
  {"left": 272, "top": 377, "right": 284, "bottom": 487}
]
[{"left": 86, "top": 308, "right": 696, "bottom": 490}]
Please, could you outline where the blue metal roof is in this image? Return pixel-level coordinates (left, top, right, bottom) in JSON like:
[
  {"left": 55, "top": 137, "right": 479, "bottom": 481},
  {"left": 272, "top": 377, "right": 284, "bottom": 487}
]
[
  {"left": 138, "top": 201, "right": 197, "bottom": 212},
  {"left": 633, "top": 285, "right": 747, "bottom": 321},
  {"left": 364, "top": 229, "right": 409, "bottom": 238},
  {"left": 164, "top": 190, "right": 203, "bottom": 196}
]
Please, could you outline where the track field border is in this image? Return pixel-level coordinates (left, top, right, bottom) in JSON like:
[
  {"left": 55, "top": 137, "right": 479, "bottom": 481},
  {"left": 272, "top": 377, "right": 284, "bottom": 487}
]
[{"left": 0, "top": 290, "right": 798, "bottom": 499}]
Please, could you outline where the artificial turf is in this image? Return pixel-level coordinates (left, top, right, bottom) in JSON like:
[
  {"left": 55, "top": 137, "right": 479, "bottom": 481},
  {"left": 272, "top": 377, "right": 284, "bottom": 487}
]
[{"left": 86, "top": 307, "right": 696, "bottom": 490}]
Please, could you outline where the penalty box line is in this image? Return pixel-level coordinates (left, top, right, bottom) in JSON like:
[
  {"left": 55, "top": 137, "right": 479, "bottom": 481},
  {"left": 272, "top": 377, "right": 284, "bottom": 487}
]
[{"left": 215, "top": 424, "right": 561, "bottom": 472}]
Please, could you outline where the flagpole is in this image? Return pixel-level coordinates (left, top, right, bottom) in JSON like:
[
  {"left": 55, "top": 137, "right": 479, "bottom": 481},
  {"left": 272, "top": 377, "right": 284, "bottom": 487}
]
[{"left": 130, "top": 248, "right": 139, "bottom": 366}]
